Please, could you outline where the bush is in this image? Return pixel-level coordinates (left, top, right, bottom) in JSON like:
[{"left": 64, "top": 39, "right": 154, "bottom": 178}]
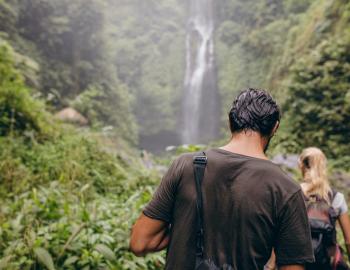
[
  {"left": 0, "top": 38, "right": 165, "bottom": 269},
  {"left": 0, "top": 42, "right": 54, "bottom": 139},
  {"left": 0, "top": 130, "right": 165, "bottom": 269}
]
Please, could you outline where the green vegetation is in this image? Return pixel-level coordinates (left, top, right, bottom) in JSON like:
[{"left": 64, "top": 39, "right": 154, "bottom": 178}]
[
  {"left": 2, "top": 0, "right": 348, "bottom": 157},
  {"left": 0, "top": 41, "right": 53, "bottom": 139},
  {"left": 108, "top": 0, "right": 186, "bottom": 137},
  {"left": 216, "top": 0, "right": 350, "bottom": 166},
  {"left": 0, "top": 132, "right": 164, "bottom": 269},
  {"left": 1, "top": 0, "right": 350, "bottom": 268},
  {"left": 282, "top": 34, "right": 350, "bottom": 167},
  {"left": 1, "top": 0, "right": 138, "bottom": 143},
  {"left": 0, "top": 40, "right": 163, "bottom": 269},
  {"left": 0, "top": 0, "right": 185, "bottom": 142}
]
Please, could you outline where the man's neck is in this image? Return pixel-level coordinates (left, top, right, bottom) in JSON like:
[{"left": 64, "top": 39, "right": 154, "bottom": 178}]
[{"left": 220, "top": 131, "right": 269, "bottom": 160}]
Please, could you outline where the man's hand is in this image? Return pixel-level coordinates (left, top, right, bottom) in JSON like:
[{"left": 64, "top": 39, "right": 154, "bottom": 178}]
[{"left": 129, "top": 214, "right": 170, "bottom": 257}]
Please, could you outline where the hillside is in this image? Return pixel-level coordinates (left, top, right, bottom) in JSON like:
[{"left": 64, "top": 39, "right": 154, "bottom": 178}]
[
  {"left": 216, "top": 0, "right": 350, "bottom": 167},
  {"left": 1, "top": 0, "right": 350, "bottom": 157},
  {"left": 0, "top": 41, "right": 164, "bottom": 269}
]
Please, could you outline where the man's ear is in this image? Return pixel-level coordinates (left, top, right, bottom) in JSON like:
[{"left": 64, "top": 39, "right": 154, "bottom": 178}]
[{"left": 272, "top": 121, "right": 280, "bottom": 136}]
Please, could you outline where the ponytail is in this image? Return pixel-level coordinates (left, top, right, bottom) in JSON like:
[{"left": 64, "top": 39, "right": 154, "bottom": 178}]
[{"left": 299, "top": 147, "right": 332, "bottom": 204}]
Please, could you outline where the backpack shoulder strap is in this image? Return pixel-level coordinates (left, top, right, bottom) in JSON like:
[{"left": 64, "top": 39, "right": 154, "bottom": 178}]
[
  {"left": 193, "top": 152, "right": 207, "bottom": 258},
  {"left": 331, "top": 188, "right": 338, "bottom": 202},
  {"left": 329, "top": 189, "right": 339, "bottom": 221}
]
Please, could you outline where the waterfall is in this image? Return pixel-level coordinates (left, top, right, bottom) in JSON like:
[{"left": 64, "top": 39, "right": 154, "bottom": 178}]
[{"left": 182, "top": 0, "right": 219, "bottom": 144}]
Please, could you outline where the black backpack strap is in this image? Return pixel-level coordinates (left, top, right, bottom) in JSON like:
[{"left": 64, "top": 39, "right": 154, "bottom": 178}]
[
  {"left": 331, "top": 188, "right": 338, "bottom": 202},
  {"left": 330, "top": 188, "right": 339, "bottom": 221},
  {"left": 193, "top": 152, "right": 207, "bottom": 258}
]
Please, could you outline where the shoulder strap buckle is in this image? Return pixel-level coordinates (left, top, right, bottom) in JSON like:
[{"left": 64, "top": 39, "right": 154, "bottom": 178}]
[{"left": 193, "top": 155, "right": 207, "bottom": 165}]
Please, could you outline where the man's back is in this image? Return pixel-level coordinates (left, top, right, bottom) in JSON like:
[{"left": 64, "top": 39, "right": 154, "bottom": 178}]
[
  {"left": 144, "top": 149, "right": 314, "bottom": 269},
  {"left": 131, "top": 89, "right": 314, "bottom": 269}
]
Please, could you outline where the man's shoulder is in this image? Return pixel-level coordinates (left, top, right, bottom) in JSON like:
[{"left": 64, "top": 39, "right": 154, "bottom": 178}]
[
  {"left": 168, "top": 152, "right": 197, "bottom": 174},
  {"left": 246, "top": 161, "right": 303, "bottom": 215},
  {"left": 239, "top": 157, "right": 301, "bottom": 198},
  {"left": 176, "top": 149, "right": 300, "bottom": 190},
  {"left": 174, "top": 152, "right": 197, "bottom": 163},
  {"left": 260, "top": 161, "right": 300, "bottom": 192},
  {"left": 175, "top": 151, "right": 207, "bottom": 163},
  {"left": 260, "top": 163, "right": 303, "bottom": 211},
  {"left": 249, "top": 157, "right": 296, "bottom": 181}
]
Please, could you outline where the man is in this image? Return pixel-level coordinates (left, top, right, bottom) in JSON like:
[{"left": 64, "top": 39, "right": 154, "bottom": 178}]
[{"left": 130, "top": 88, "right": 314, "bottom": 269}]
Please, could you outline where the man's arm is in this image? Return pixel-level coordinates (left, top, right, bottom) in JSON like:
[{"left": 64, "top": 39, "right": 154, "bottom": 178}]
[
  {"left": 130, "top": 214, "right": 170, "bottom": 257},
  {"left": 265, "top": 251, "right": 304, "bottom": 270},
  {"left": 129, "top": 156, "right": 183, "bottom": 256},
  {"left": 275, "top": 191, "right": 314, "bottom": 267},
  {"left": 279, "top": 266, "right": 304, "bottom": 270}
]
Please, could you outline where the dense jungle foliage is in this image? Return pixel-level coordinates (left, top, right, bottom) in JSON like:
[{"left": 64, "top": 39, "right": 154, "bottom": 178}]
[
  {"left": 0, "top": 40, "right": 165, "bottom": 269},
  {"left": 1, "top": 0, "right": 350, "bottom": 157},
  {"left": 215, "top": 0, "right": 350, "bottom": 164},
  {"left": 0, "top": 0, "right": 350, "bottom": 269}
]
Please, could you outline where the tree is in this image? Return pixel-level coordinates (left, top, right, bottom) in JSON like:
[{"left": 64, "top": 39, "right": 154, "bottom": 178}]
[
  {"left": 107, "top": 0, "right": 186, "bottom": 138},
  {"left": 282, "top": 34, "right": 350, "bottom": 165},
  {"left": 13, "top": 0, "right": 138, "bottom": 142}
]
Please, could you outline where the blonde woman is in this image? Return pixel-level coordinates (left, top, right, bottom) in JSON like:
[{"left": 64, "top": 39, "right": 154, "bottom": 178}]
[
  {"left": 300, "top": 147, "right": 350, "bottom": 269},
  {"left": 264, "top": 147, "right": 350, "bottom": 270}
]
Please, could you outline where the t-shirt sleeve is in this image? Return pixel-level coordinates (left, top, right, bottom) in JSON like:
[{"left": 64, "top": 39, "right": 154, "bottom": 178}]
[
  {"left": 332, "top": 192, "right": 348, "bottom": 216},
  {"left": 275, "top": 190, "right": 315, "bottom": 266},
  {"left": 143, "top": 156, "right": 184, "bottom": 223}
]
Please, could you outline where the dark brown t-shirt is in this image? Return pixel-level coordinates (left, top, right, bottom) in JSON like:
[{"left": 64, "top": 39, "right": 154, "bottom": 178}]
[{"left": 143, "top": 149, "right": 314, "bottom": 269}]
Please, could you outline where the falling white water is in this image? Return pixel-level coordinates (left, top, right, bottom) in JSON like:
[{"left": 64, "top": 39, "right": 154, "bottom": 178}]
[{"left": 182, "top": 0, "right": 216, "bottom": 144}]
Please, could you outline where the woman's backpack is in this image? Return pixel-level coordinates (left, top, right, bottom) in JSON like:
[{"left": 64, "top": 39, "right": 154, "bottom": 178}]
[
  {"left": 306, "top": 193, "right": 337, "bottom": 266},
  {"left": 305, "top": 191, "right": 349, "bottom": 270}
]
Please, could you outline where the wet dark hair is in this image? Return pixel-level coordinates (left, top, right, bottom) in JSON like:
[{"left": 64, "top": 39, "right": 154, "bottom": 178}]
[{"left": 229, "top": 88, "right": 281, "bottom": 137}]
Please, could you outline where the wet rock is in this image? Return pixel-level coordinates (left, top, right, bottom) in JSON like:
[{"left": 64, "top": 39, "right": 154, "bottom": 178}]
[{"left": 55, "top": 108, "right": 88, "bottom": 126}]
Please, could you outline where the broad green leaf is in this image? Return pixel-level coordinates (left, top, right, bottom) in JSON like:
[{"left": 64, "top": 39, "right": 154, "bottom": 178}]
[
  {"left": 95, "top": 244, "right": 115, "bottom": 261},
  {"left": 0, "top": 256, "right": 11, "bottom": 269},
  {"left": 34, "top": 248, "right": 56, "bottom": 270},
  {"left": 63, "top": 256, "right": 79, "bottom": 266}
]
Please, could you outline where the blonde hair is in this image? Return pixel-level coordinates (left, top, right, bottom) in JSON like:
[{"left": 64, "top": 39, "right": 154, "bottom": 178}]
[{"left": 299, "top": 147, "right": 332, "bottom": 203}]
